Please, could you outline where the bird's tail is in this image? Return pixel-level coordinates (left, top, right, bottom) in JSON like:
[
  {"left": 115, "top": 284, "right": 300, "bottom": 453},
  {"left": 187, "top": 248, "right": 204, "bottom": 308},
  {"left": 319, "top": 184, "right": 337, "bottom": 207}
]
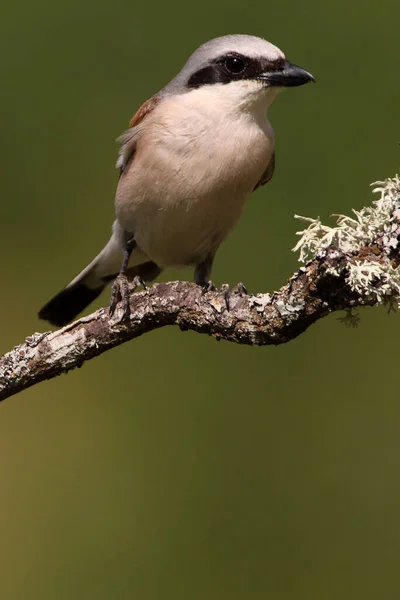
[
  {"left": 38, "top": 223, "right": 162, "bottom": 327},
  {"left": 38, "top": 274, "right": 106, "bottom": 327}
]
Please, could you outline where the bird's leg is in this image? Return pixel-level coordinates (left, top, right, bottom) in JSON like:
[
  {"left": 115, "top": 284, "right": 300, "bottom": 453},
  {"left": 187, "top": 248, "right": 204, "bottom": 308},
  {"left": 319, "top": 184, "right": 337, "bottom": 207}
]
[
  {"left": 194, "top": 254, "right": 216, "bottom": 293},
  {"left": 109, "top": 233, "right": 145, "bottom": 320}
]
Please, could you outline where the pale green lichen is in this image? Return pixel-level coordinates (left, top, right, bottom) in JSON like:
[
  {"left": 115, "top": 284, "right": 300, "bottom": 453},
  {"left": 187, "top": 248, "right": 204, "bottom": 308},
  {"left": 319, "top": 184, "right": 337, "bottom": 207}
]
[
  {"left": 275, "top": 296, "right": 305, "bottom": 320},
  {"left": 346, "top": 260, "right": 400, "bottom": 301},
  {"left": 249, "top": 293, "right": 272, "bottom": 313},
  {"left": 293, "top": 175, "right": 400, "bottom": 261},
  {"left": 293, "top": 175, "right": 400, "bottom": 304}
]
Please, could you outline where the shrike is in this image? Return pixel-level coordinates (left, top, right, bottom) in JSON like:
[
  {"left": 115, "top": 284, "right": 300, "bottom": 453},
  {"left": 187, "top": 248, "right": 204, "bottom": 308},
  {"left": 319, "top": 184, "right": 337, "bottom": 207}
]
[{"left": 39, "top": 34, "right": 314, "bottom": 326}]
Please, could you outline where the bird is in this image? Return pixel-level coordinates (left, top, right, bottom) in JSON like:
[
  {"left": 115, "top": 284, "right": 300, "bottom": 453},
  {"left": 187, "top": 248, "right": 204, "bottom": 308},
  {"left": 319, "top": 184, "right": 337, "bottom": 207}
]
[{"left": 39, "top": 34, "right": 314, "bottom": 326}]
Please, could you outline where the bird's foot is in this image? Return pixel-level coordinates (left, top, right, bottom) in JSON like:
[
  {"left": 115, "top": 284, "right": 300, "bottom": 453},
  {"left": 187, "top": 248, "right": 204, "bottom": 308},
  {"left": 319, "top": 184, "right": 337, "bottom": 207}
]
[
  {"left": 201, "top": 280, "right": 217, "bottom": 294},
  {"left": 109, "top": 275, "right": 146, "bottom": 322},
  {"left": 222, "top": 282, "right": 248, "bottom": 311},
  {"left": 233, "top": 282, "right": 248, "bottom": 296},
  {"left": 200, "top": 280, "right": 248, "bottom": 311}
]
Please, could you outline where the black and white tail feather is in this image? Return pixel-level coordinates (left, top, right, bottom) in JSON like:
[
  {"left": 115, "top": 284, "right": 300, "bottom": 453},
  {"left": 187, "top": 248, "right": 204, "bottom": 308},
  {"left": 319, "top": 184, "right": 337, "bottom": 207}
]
[{"left": 38, "top": 222, "right": 161, "bottom": 326}]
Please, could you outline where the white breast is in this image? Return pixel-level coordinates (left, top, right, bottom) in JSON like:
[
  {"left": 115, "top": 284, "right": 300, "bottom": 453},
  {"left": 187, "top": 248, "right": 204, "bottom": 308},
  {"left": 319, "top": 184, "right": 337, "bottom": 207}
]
[{"left": 116, "top": 82, "right": 275, "bottom": 267}]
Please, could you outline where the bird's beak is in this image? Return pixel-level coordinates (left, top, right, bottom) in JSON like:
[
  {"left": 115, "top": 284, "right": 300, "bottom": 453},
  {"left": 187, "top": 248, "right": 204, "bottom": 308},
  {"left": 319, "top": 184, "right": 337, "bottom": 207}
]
[{"left": 260, "top": 61, "right": 315, "bottom": 87}]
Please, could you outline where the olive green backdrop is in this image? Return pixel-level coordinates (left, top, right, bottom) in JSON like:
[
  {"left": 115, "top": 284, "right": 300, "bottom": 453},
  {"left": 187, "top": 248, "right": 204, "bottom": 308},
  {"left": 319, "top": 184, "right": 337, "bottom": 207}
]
[{"left": 1, "top": 1, "right": 400, "bottom": 598}]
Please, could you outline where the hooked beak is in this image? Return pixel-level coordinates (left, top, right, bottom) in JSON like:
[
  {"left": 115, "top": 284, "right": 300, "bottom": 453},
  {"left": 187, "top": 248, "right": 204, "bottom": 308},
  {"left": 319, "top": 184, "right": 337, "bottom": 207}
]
[{"left": 259, "top": 61, "right": 315, "bottom": 87}]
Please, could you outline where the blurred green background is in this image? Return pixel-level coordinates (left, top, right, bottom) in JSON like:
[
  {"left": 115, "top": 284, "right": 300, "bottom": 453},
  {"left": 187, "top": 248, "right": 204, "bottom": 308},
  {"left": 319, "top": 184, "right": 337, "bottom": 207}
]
[{"left": 1, "top": 0, "right": 400, "bottom": 598}]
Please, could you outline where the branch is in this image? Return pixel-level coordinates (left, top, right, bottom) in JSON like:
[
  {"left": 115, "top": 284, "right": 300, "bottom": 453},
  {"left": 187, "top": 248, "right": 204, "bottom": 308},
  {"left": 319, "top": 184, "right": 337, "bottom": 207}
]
[{"left": 1, "top": 176, "right": 400, "bottom": 402}]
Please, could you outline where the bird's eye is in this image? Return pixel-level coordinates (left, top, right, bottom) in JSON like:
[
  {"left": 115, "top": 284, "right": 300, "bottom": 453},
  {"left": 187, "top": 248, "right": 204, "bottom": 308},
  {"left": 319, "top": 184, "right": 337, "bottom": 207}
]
[{"left": 224, "top": 56, "right": 246, "bottom": 74}]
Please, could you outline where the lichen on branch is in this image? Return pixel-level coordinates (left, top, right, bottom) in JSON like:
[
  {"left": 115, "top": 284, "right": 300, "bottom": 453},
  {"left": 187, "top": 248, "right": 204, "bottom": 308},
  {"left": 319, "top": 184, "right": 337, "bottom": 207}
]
[{"left": 293, "top": 176, "right": 400, "bottom": 305}]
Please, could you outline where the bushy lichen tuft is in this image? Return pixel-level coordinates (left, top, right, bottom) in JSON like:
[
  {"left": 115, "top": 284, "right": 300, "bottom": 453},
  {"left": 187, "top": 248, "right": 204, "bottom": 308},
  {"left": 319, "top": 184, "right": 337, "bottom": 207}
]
[
  {"left": 293, "top": 175, "right": 400, "bottom": 304},
  {"left": 346, "top": 261, "right": 400, "bottom": 302}
]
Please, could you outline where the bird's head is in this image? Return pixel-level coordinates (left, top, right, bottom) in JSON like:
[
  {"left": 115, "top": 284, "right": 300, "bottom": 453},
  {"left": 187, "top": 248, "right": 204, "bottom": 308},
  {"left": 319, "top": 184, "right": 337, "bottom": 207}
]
[{"left": 163, "top": 34, "right": 314, "bottom": 112}]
